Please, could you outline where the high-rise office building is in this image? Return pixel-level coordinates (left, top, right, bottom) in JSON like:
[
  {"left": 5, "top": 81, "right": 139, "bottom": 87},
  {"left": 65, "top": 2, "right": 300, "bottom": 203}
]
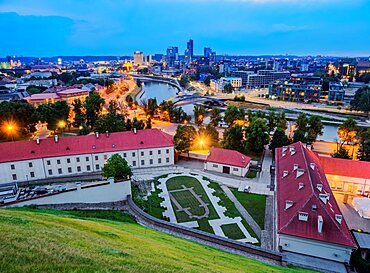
[
  {"left": 204, "top": 47, "right": 216, "bottom": 63},
  {"left": 166, "top": 46, "right": 178, "bottom": 67},
  {"left": 133, "top": 51, "right": 144, "bottom": 65},
  {"left": 184, "top": 39, "right": 193, "bottom": 64}
]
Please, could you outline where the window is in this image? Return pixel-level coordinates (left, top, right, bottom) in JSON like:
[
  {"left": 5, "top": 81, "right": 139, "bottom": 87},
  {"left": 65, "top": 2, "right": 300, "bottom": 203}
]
[
  {"left": 150, "top": 159, "right": 153, "bottom": 165},
  {"left": 95, "top": 164, "right": 100, "bottom": 170},
  {"left": 76, "top": 157, "right": 80, "bottom": 163},
  {"left": 213, "top": 164, "right": 218, "bottom": 168},
  {"left": 47, "top": 160, "right": 51, "bottom": 166},
  {"left": 87, "top": 165, "right": 91, "bottom": 171},
  {"left": 132, "top": 161, "right": 136, "bottom": 167},
  {"left": 141, "top": 151, "right": 144, "bottom": 156},
  {"left": 149, "top": 151, "right": 153, "bottom": 156},
  {"left": 158, "top": 158, "right": 162, "bottom": 164},
  {"left": 166, "top": 149, "right": 169, "bottom": 154},
  {"left": 132, "top": 152, "right": 135, "bottom": 157},
  {"left": 123, "top": 153, "right": 127, "bottom": 158},
  {"left": 77, "top": 166, "right": 81, "bottom": 172},
  {"left": 233, "top": 168, "right": 238, "bottom": 171},
  {"left": 29, "top": 162, "right": 33, "bottom": 168},
  {"left": 141, "top": 160, "right": 145, "bottom": 166},
  {"left": 10, "top": 164, "right": 15, "bottom": 170},
  {"left": 86, "top": 156, "right": 89, "bottom": 161},
  {"left": 67, "top": 158, "right": 71, "bottom": 164},
  {"left": 166, "top": 157, "right": 169, "bottom": 163},
  {"left": 68, "top": 167, "right": 72, "bottom": 173},
  {"left": 30, "top": 172, "right": 35, "bottom": 178},
  {"left": 158, "top": 150, "right": 161, "bottom": 155},
  {"left": 12, "top": 174, "right": 17, "bottom": 180},
  {"left": 48, "top": 170, "right": 53, "bottom": 175},
  {"left": 95, "top": 155, "right": 98, "bottom": 161},
  {"left": 57, "top": 159, "right": 61, "bottom": 164},
  {"left": 104, "top": 155, "right": 108, "bottom": 160},
  {"left": 58, "top": 168, "right": 62, "bottom": 174}
]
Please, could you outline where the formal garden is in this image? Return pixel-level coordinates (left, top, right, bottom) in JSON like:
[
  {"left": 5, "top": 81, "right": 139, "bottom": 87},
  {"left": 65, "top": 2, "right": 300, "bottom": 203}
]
[{"left": 132, "top": 173, "right": 267, "bottom": 245}]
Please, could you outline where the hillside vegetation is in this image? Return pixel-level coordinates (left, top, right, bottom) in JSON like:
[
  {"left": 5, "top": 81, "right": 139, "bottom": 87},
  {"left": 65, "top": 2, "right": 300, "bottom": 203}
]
[{"left": 0, "top": 208, "right": 314, "bottom": 273}]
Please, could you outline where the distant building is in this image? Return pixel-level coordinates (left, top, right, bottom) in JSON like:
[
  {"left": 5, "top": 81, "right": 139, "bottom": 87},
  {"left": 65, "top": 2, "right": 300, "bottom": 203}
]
[
  {"left": 338, "top": 58, "right": 356, "bottom": 79},
  {"left": 327, "top": 81, "right": 345, "bottom": 102},
  {"left": 204, "top": 147, "right": 251, "bottom": 177},
  {"left": 269, "top": 74, "right": 322, "bottom": 102},
  {"left": 166, "top": 46, "right": 178, "bottom": 67},
  {"left": 210, "top": 77, "right": 242, "bottom": 92},
  {"left": 0, "top": 129, "right": 174, "bottom": 184},
  {"left": 184, "top": 39, "right": 194, "bottom": 64},
  {"left": 133, "top": 51, "right": 144, "bottom": 65},
  {"left": 232, "top": 70, "right": 290, "bottom": 88},
  {"left": 24, "top": 88, "right": 89, "bottom": 106},
  {"left": 356, "top": 60, "right": 370, "bottom": 76},
  {"left": 275, "top": 142, "right": 356, "bottom": 263}
]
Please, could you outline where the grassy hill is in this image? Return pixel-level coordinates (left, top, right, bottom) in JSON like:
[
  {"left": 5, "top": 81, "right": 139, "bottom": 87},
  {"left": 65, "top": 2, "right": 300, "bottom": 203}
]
[{"left": 0, "top": 208, "right": 314, "bottom": 273}]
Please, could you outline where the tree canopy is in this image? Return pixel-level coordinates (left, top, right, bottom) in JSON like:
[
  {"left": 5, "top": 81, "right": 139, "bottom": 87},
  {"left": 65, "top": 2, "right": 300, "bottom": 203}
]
[
  {"left": 351, "top": 86, "right": 370, "bottom": 114},
  {"left": 101, "top": 154, "right": 132, "bottom": 181}
]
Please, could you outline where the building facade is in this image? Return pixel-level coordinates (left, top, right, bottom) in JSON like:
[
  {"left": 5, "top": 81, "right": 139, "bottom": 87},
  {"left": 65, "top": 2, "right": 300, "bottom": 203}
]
[
  {"left": 232, "top": 70, "right": 290, "bottom": 88},
  {"left": 275, "top": 142, "right": 356, "bottom": 263},
  {"left": 269, "top": 75, "right": 322, "bottom": 102},
  {"left": 204, "top": 147, "right": 251, "bottom": 177},
  {"left": 134, "top": 51, "right": 144, "bottom": 65},
  {"left": 0, "top": 129, "right": 174, "bottom": 184}
]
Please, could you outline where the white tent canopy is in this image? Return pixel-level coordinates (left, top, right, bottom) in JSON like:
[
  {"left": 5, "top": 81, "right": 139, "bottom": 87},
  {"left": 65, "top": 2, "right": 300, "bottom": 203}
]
[{"left": 353, "top": 197, "right": 370, "bottom": 219}]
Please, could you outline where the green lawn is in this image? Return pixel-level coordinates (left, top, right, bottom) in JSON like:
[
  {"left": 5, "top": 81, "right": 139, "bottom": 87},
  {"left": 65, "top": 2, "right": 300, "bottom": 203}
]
[
  {"left": 166, "top": 176, "right": 219, "bottom": 222},
  {"left": 221, "top": 223, "right": 245, "bottom": 240},
  {"left": 0, "top": 208, "right": 316, "bottom": 273},
  {"left": 231, "top": 190, "right": 267, "bottom": 229}
]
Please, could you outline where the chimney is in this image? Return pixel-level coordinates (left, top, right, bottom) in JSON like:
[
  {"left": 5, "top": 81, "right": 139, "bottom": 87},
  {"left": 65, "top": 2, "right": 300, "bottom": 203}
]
[
  {"left": 106, "top": 131, "right": 109, "bottom": 137},
  {"left": 335, "top": 214, "right": 342, "bottom": 225},
  {"left": 133, "top": 128, "right": 137, "bottom": 134},
  {"left": 285, "top": 200, "right": 294, "bottom": 210},
  {"left": 318, "top": 215, "right": 323, "bottom": 233},
  {"left": 54, "top": 135, "right": 59, "bottom": 143},
  {"left": 35, "top": 137, "right": 40, "bottom": 145},
  {"left": 95, "top": 132, "right": 99, "bottom": 139}
]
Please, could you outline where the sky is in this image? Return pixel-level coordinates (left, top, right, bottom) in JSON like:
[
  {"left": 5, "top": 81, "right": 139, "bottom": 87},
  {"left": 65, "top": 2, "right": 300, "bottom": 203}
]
[{"left": 0, "top": 0, "right": 369, "bottom": 57}]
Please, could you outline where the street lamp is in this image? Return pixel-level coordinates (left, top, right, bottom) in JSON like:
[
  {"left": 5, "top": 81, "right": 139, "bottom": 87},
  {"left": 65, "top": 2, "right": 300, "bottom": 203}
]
[
  {"left": 58, "top": 120, "right": 66, "bottom": 135},
  {"left": 3, "top": 121, "right": 17, "bottom": 141}
]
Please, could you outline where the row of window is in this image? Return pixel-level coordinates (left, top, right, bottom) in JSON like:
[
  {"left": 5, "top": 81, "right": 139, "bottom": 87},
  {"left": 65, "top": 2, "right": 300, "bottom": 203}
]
[
  {"left": 10, "top": 149, "right": 172, "bottom": 170},
  {"left": 212, "top": 164, "right": 239, "bottom": 172}
]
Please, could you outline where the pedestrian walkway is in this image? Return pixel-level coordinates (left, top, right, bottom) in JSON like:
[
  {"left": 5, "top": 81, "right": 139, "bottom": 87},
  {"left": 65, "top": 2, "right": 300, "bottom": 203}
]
[{"left": 221, "top": 185, "right": 262, "bottom": 239}]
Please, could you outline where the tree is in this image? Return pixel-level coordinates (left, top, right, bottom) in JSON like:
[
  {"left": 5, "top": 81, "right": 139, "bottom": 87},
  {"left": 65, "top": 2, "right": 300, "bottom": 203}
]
[
  {"left": 159, "top": 100, "right": 175, "bottom": 122},
  {"left": 179, "top": 75, "right": 189, "bottom": 88},
  {"left": 306, "top": 115, "right": 324, "bottom": 145},
  {"left": 245, "top": 117, "right": 270, "bottom": 153},
  {"left": 338, "top": 118, "right": 358, "bottom": 147},
  {"left": 276, "top": 112, "right": 288, "bottom": 131},
  {"left": 210, "top": 108, "right": 222, "bottom": 127},
  {"left": 72, "top": 99, "right": 86, "bottom": 128},
  {"left": 141, "top": 98, "right": 158, "bottom": 118},
  {"left": 26, "top": 85, "right": 47, "bottom": 95},
  {"left": 221, "top": 125, "right": 245, "bottom": 153},
  {"left": 193, "top": 105, "right": 205, "bottom": 126},
  {"left": 133, "top": 117, "right": 145, "bottom": 130},
  {"left": 101, "top": 154, "right": 132, "bottom": 180},
  {"left": 85, "top": 92, "right": 105, "bottom": 128},
  {"left": 204, "top": 76, "right": 211, "bottom": 87},
  {"left": 146, "top": 117, "right": 152, "bottom": 129},
  {"left": 224, "top": 106, "right": 245, "bottom": 126},
  {"left": 172, "top": 107, "right": 190, "bottom": 123},
  {"left": 293, "top": 113, "right": 309, "bottom": 143},
  {"left": 36, "top": 101, "right": 69, "bottom": 132},
  {"left": 358, "top": 128, "right": 370, "bottom": 161},
  {"left": 267, "top": 112, "right": 276, "bottom": 132},
  {"left": 269, "top": 127, "right": 289, "bottom": 155},
  {"left": 331, "top": 146, "right": 352, "bottom": 159},
  {"left": 94, "top": 114, "right": 125, "bottom": 133},
  {"left": 198, "top": 124, "right": 219, "bottom": 148},
  {"left": 351, "top": 86, "right": 370, "bottom": 115},
  {"left": 174, "top": 125, "right": 196, "bottom": 154},
  {"left": 223, "top": 83, "right": 233, "bottom": 93}
]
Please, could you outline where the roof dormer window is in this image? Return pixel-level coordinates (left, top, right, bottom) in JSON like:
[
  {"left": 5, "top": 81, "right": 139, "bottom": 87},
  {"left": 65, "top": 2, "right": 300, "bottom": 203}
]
[{"left": 298, "top": 212, "right": 309, "bottom": 221}]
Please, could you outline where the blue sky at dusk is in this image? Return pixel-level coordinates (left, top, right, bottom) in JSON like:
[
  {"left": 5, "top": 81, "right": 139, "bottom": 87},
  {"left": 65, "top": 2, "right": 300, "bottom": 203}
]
[{"left": 0, "top": 0, "right": 369, "bottom": 57}]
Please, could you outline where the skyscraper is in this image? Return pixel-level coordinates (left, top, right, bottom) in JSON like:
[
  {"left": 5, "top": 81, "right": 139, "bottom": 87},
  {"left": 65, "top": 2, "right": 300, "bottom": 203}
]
[
  {"left": 204, "top": 47, "right": 212, "bottom": 58},
  {"left": 184, "top": 39, "right": 193, "bottom": 64},
  {"left": 166, "top": 46, "right": 178, "bottom": 67},
  {"left": 133, "top": 51, "right": 144, "bottom": 65}
]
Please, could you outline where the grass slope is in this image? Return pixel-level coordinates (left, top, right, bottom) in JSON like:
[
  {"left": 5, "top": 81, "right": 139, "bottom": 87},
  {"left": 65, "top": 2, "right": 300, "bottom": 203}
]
[{"left": 0, "top": 208, "right": 315, "bottom": 273}]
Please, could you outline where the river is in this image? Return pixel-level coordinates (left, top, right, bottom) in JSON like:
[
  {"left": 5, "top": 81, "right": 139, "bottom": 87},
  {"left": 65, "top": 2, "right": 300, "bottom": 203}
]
[{"left": 141, "top": 82, "right": 341, "bottom": 142}]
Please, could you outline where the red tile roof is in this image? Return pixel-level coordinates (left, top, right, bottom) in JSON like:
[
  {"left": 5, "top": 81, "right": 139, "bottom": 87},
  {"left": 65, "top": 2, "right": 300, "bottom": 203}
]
[
  {"left": 206, "top": 147, "right": 251, "bottom": 168},
  {"left": 276, "top": 142, "right": 356, "bottom": 248},
  {"left": 319, "top": 156, "right": 370, "bottom": 180},
  {"left": 0, "top": 129, "right": 173, "bottom": 164}
]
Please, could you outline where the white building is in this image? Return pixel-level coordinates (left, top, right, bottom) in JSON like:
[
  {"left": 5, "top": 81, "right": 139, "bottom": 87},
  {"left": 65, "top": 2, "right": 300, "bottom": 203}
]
[
  {"left": 0, "top": 129, "right": 174, "bottom": 184},
  {"left": 204, "top": 147, "right": 251, "bottom": 177},
  {"left": 275, "top": 142, "right": 356, "bottom": 264},
  {"left": 210, "top": 77, "right": 242, "bottom": 92},
  {"left": 134, "top": 51, "right": 144, "bottom": 65}
]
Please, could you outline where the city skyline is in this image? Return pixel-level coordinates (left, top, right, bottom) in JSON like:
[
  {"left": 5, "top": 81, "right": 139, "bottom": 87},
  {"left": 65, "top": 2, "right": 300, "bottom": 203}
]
[{"left": 0, "top": 0, "right": 370, "bottom": 57}]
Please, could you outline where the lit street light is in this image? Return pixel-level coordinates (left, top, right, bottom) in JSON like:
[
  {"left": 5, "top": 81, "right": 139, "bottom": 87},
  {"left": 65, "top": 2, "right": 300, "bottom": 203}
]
[
  {"left": 59, "top": 120, "right": 66, "bottom": 135},
  {"left": 3, "top": 121, "right": 18, "bottom": 142}
]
